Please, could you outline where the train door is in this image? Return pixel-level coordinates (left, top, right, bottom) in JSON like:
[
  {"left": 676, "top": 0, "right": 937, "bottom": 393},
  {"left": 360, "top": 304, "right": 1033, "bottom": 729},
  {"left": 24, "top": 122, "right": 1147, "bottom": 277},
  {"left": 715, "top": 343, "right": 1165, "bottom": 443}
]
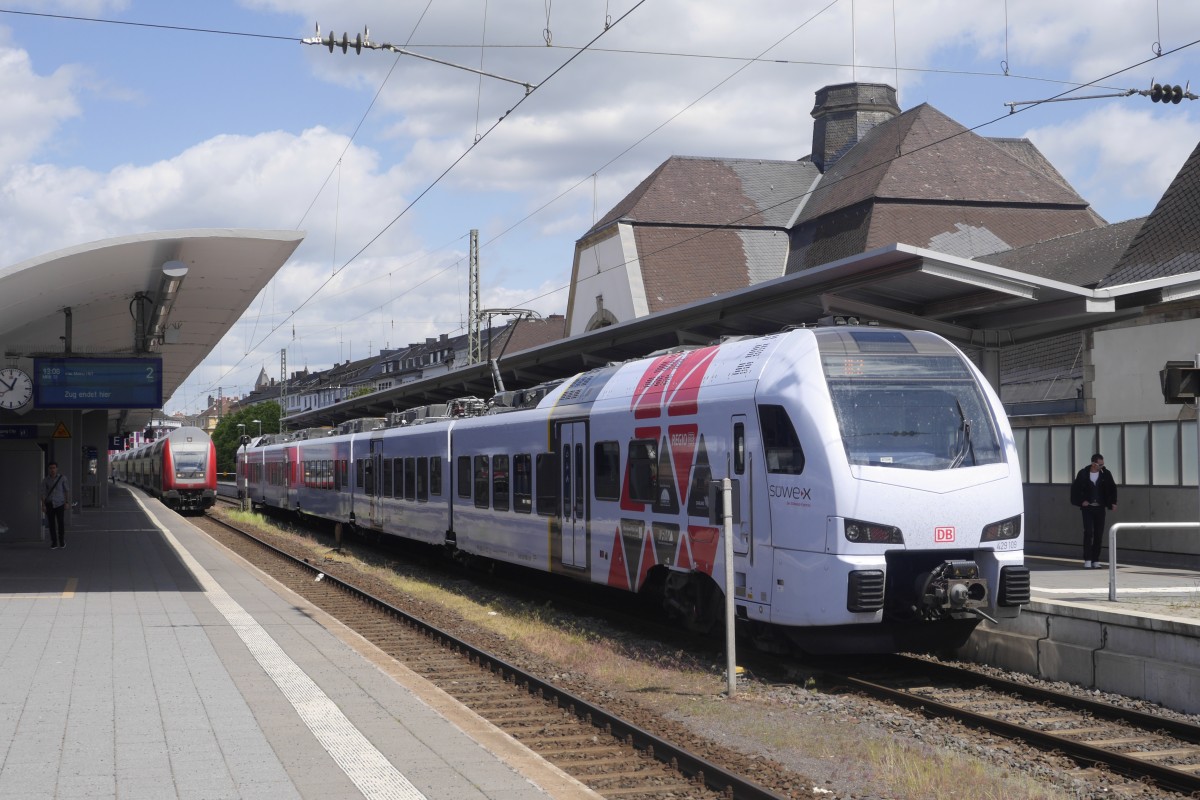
[
  {"left": 730, "top": 415, "right": 751, "bottom": 557},
  {"left": 368, "top": 437, "right": 384, "bottom": 529},
  {"left": 558, "top": 420, "right": 588, "bottom": 569}
]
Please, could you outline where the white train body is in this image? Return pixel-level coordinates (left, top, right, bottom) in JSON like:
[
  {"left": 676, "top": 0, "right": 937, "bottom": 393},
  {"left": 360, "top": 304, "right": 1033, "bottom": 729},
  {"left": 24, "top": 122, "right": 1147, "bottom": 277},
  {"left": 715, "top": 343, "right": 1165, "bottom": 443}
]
[{"left": 239, "top": 328, "right": 1028, "bottom": 653}]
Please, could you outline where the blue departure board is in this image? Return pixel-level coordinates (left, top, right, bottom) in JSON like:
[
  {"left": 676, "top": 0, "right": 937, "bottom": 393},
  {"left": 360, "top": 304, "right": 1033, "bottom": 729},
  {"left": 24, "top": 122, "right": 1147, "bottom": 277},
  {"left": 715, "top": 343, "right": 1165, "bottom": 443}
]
[{"left": 34, "top": 358, "right": 163, "bottom": 409}]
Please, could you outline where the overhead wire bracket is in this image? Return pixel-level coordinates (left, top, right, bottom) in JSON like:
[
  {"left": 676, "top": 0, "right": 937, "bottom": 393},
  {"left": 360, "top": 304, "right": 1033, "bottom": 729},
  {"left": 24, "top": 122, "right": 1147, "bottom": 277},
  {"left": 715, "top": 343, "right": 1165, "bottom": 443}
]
[{"left": 303, "top": 24, "right": 538, "bottom": 94}]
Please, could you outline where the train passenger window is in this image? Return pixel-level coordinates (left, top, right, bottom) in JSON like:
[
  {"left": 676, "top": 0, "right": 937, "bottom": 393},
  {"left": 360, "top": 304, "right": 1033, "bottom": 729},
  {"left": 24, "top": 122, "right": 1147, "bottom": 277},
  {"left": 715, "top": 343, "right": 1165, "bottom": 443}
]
[
  {"left": 364, "top": 459, "right": 375, "bottom": 496},
  {"left": 513, "top": 454, "right": 532, "bottom": 513},
  {"left": 356, "top": 460, "right": 365, "bottom": 492},
  {"left": 474, "top": 455, "right": 490, "bottom": 508},
  {"left": 417, "top": 457, "right": 428, "bottom": 502},
  {"left": 457, "top": 456, "right": 472, "bottom": 499},
  {"left": 759, "top": 405, "right": 805, "bottom": 475},
  {"left": 594, "top": 441, "right": 620, "bottom": 500},
  {"left": 493, "top": 455, "right": 510, "bottom": 512},
  {"left": 535, "top": 453, "right": 559, "bottom": 515},
  {"left": 404, "top": 457, "right": 416, "bottom": 501},
  {"left": 430, "top": 457, "right": 442, "bottom": 496},
  {"left": 391, "top": 458, "right": 402, "bottom": 498},
  {"left": 627, "top": 440, "right": 658, "bottom": 503},
  {"left": 383, "top": 458, "right": 394, "bottom": 498}
]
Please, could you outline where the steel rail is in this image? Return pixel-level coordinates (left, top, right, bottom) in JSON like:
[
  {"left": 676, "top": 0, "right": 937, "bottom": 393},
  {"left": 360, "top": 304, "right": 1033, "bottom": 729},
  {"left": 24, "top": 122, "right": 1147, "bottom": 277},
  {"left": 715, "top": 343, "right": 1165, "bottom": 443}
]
[{"left": 205, "top": 512, "right": 789, "bottom": 800}]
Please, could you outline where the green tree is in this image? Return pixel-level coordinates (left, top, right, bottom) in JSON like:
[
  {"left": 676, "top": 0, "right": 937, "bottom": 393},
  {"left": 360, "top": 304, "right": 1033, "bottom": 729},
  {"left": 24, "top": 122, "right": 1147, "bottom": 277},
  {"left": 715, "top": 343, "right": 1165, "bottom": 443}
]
[{"left": 212, "top": 401, "right": 281, "bottom": 474}]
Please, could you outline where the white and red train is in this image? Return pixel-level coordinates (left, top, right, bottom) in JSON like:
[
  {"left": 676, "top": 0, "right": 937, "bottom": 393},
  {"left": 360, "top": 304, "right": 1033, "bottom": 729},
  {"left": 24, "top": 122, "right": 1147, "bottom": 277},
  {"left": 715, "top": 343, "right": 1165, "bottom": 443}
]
[
  {"left": 113, "top": 426, "right": 217, "bottom": 513},
  {"left": 239, "top": 327, "right": 1029, "bottom": 653}
]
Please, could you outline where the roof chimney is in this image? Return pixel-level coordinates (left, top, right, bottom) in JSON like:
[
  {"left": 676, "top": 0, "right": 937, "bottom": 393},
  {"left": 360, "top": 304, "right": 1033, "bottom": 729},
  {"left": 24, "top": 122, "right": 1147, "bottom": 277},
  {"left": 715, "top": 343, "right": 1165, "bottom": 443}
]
[{"left": 811, "top": 82, "right": 900, "bottom": 173}]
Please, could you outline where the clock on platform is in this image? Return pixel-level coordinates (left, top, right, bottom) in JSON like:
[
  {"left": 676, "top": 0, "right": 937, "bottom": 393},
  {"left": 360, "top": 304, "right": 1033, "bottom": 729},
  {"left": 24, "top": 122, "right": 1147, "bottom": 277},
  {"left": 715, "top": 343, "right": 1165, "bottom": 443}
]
[{"left": 0, "top": 367, "right": 33, "bottom": 410}]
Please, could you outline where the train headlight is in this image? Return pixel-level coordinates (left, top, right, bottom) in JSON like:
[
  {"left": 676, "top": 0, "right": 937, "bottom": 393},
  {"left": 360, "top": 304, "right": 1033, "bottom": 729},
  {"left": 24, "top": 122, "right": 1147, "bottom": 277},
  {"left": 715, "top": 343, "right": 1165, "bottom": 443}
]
[
  {"left": 981, "top": 515, "right": 1021, "bottom": 542},
  {"left": 844, "top": 519, "right": 903, "bottom": 544}
]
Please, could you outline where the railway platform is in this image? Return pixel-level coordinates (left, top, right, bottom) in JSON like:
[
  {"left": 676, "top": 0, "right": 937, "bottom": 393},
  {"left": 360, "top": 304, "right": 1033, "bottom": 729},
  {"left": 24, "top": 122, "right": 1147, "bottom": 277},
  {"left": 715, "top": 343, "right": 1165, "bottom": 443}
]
[
  {"left": 0, "top": 486, "right": 600, "bottom": 800},
  {"left": 960, "top": 554, "right": 1200, "bottom": 716}
]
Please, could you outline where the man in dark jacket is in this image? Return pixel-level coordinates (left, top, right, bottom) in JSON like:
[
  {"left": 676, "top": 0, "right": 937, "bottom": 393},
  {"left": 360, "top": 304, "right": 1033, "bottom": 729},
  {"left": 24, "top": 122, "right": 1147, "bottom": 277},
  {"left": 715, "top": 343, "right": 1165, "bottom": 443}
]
[{"left": 1069, "top": 453, "right": 1118, "bottom": 568}]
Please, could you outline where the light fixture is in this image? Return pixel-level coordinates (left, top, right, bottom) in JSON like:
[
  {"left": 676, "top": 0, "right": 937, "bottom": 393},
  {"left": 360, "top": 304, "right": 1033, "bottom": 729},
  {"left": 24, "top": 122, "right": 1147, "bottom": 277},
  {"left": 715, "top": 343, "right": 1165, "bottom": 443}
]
[{"left": 150, "top": 260, "right": 188, "bottom": 344}]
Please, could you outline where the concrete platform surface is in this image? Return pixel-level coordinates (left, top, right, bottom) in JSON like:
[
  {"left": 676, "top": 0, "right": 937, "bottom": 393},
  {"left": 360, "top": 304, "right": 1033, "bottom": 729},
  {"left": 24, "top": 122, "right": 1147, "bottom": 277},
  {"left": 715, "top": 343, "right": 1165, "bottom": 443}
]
[
  {"left": 958, "top": 554, "right": 1200, "bottom": 715},
  {"left": 0, "top": 487, "right": 600, "bottom": 800}
]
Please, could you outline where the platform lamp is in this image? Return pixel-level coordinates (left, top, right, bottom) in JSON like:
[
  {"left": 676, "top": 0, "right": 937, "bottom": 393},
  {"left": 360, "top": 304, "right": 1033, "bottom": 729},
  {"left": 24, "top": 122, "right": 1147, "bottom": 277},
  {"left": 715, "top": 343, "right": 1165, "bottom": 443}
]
[{"left": 252, "top": 419, "right": 262, "bottom": 437}]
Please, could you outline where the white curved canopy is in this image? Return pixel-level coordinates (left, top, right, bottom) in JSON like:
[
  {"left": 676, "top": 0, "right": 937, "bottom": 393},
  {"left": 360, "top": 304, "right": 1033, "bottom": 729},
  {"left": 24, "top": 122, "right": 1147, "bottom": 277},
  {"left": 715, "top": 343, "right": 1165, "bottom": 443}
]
[{"left": 0, "top": 228, "right": 304, "bottom": 430}]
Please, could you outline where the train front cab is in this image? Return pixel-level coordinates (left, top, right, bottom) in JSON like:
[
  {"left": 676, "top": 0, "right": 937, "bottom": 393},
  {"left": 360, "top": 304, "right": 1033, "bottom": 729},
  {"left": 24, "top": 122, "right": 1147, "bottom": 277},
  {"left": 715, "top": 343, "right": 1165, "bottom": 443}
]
[{"left": 757, "top": 327, "right": 1030, "bottom": 654}]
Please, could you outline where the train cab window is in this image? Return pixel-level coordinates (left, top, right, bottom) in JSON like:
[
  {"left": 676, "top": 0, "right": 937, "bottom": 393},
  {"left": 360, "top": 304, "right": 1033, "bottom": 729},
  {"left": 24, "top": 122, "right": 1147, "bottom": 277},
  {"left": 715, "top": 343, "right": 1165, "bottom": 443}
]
[
  {"left": 594, "top": 441, "right": 620, "bottom": 500},
  {"left": 627, "top": 440, "right": 658, "bottom": 503},
  {"left": 474, "top": 455, "right": 490, "bottom": 508},
  {"left": 493, "top": 455, "right": 510, "bottom": 512},
  {"left": 535, "top": 453, "right": 559, "bottom": 516},
  {"left": 430, "top": 456, "right": 442, "bottom": 496},
  {"left": 404, "top": 457, "right": 416, "bottom": 501},
  {"left": 759, "top": 404, "right": 805, "bottom": 475},
  {"left": 457, "top": 456, "right": 472, "bottom": 499},
  {"left": 513, "top": 454, "right": 532, "bottom": 513},
  {"left": 417, "top": 457, "right": 428, "bottom": 502},
  {"left": 383, "top": 458, "right": 394, "bottom": 498}
]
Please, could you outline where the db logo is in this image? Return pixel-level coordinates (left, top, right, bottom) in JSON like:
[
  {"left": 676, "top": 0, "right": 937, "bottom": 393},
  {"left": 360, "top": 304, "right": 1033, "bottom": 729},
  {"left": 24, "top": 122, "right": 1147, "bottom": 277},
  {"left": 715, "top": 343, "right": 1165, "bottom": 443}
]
[{"left": 934, "top": 527, "right": 956, "bottom": 542}]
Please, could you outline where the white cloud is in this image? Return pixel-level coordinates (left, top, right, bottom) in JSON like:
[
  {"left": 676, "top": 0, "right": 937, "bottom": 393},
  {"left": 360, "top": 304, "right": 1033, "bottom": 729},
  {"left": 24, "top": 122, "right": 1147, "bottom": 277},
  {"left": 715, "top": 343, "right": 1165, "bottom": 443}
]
[{"left": 1024, "top": 104, "right": 1200, "bottom": 222}]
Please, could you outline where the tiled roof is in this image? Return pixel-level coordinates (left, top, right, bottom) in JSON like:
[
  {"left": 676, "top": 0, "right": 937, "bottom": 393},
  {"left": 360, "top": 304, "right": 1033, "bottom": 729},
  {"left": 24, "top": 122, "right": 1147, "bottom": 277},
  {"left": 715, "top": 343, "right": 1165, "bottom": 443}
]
[
  {"left": 636, "top": 227, "right": 786, "bottom": 314},
  {"left": 585, "top": 156, "right": 819, "bottom": 236},
  {"left": 1099, "top": 139, "right": 1200, "bottom": 288},
  {"left": 979, "top": 217, "right": 1146, "bottom": 286},
  {"left": 798, "top": 104, "right": 1093, "bottom": 223}
]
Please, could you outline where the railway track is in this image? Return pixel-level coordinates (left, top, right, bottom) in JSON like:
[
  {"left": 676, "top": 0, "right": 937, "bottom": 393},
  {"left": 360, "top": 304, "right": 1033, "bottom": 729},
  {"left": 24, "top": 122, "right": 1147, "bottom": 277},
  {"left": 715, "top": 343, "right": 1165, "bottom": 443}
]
[
  {"left": 200, "top": 509, "right": 795, "bottom": 800},
  {"left": 838, "top": 654, "right": 1200, "bottom": 795}
]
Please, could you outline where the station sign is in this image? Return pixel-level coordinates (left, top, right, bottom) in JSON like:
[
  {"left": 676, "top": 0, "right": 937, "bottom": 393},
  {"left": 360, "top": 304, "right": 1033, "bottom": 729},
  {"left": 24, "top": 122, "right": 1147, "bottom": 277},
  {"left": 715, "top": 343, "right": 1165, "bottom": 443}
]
[
  {"left": 0, "top": 425, "right": 37, "bottom": 440},
  {"left": 34, "top": 358, "right": 163, "bottom": 410}
]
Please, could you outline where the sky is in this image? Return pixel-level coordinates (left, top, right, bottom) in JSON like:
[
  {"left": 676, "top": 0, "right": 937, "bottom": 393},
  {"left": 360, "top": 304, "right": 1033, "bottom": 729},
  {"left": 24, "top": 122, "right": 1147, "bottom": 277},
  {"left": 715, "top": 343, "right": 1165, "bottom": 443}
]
[{"left": 2, "top": 0, "right": 1200, "bottom": 415}]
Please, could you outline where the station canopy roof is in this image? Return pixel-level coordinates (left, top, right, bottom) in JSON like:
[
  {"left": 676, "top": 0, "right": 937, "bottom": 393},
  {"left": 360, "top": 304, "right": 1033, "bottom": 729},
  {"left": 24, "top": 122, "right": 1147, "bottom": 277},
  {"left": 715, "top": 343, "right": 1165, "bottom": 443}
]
[
  {"left": 290, "top": 242, "right": 1182, "bottom": 428},
  {"left": 0, "top": 229, "right": 304, "bottom": 434}
]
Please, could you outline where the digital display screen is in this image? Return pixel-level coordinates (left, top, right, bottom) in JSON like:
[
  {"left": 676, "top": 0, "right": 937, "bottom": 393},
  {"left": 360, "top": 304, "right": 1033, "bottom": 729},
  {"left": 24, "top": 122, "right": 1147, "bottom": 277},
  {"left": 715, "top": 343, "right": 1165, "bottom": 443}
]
[{"left": 34, "top": 358, "right": 163, "bottom": 409}]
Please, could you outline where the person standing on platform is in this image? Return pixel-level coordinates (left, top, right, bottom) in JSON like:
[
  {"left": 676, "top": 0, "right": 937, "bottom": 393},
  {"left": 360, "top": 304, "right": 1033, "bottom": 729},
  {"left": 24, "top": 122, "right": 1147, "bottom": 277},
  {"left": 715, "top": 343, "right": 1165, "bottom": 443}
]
[
  {"left": 41, "top": 461, "right": 69, "bottom": 550},
  {"left": 1070, "top": 453, "right": 1117, "bottom": 569}
]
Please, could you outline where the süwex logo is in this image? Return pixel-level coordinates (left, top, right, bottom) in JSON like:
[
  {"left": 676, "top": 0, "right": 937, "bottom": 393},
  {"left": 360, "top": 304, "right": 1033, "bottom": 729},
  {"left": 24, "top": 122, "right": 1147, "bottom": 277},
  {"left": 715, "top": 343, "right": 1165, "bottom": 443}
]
[{"left": 768, "top": 484, "right": 812, "bottom": 502}]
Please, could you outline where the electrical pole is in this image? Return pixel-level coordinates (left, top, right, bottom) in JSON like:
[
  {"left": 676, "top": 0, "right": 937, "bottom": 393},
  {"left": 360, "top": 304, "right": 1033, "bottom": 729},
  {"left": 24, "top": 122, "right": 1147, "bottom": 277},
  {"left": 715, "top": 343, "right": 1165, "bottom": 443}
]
[{"left": 468, "top": 229, "right": 481, "bottom": 366}]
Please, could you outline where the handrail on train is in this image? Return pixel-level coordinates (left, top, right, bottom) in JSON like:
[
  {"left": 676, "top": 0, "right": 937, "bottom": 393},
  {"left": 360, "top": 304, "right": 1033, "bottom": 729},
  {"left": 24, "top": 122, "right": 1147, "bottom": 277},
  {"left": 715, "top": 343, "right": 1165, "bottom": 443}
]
[{"left": 1107, "top": 522, "right": 1200, "bottom": 601}]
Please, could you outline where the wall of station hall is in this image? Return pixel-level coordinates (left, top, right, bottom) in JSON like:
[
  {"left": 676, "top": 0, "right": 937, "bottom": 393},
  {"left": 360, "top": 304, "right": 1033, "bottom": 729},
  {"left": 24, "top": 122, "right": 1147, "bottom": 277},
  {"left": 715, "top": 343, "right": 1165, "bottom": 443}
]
[{"left": 0, "top": 408, "right": 112, "bottom": 543}]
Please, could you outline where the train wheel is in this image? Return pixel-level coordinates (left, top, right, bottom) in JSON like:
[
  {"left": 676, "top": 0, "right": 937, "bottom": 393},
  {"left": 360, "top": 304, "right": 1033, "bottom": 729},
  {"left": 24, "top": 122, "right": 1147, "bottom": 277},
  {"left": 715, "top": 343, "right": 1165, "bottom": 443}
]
[{"left": 663, "top": 572, "right": 721, "bottom": 635}]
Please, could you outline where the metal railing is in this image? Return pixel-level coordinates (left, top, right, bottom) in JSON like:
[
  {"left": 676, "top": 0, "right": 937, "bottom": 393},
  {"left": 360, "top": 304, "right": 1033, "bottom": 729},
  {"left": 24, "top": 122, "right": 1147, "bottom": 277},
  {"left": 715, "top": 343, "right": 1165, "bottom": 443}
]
[{"left": 1107, "top": 522, "right": 1200, "bottom": 600}]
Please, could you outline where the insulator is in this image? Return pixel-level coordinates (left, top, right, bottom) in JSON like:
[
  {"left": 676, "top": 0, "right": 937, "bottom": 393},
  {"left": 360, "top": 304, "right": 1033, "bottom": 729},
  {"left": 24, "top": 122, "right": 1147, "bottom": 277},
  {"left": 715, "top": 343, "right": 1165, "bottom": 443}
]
[
  {"left": 340, "top": 33, "right": 349, "bottom": 53},
  {"left": 354, "top": 33, "right": 362, "bottom": 54},
  {"left": 325, "top": 32, "right": 336, "bottom": 52},
  {"left": 1171, "top": 85, "right": 1184, "bottom": 104},
  {"left": 1151, "top": 83, "right": 1164, "bottom": 102}
]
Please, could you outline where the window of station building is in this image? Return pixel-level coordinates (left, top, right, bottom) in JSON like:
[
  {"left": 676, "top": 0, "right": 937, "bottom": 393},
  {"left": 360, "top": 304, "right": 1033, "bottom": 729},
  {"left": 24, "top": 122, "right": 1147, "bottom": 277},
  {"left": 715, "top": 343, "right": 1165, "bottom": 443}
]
[
  {"left": 535, "top": 452, "right": 559, "bottom": 515},
  {"left": 513, "top": 454, "right": 532, "bottom": 513},
  {"left": 431, "top": 456, "right": 442, "bottom": 496},
  {"left": 1152, "top": 421, "right": 1180, "bottom": 485},
  {"left": 1026, "top": 427, "right": 1049, "bottom": 483},
  {"left": 1050, "top": 426, "right": 1074, "bottom": 484},
  {"left": 405, "top": 457, "right": 417, "bottom": 501},
  {"left": 457, "top": 456, "right": 472, "bottom": 499},
  {"left": 493, "top": 454, "right": 510, "bottom": 512},
  {"left": 759, "top": 405, "right": 804, "bottom": 475},
  {"left": 627, "top": 440, "right": 657, "bottom": 504},
  {"left": 1099, "top": 424, "right": 1123, "bottom": 485},
  {"left": 594, "top": 441, "right": 620, "bottom": 500},
  {"left": 417, "top": 457, "right": 429, "bottom": 502},
  {"left": 474, "top": 455, "right": 490, "bottom": 509},
  {"left": 1125, "top": 423, "right": 1149, "bottom": 486},
  {"left": 383, "top": 458, "right": 394, "bottom": 498}
]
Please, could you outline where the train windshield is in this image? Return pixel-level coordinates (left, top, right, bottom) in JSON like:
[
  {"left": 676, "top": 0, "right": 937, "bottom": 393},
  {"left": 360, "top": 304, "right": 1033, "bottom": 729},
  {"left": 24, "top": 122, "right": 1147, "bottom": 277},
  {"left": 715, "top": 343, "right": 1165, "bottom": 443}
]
[
  {"left": 822, "top": 353, "right": 1003, "bottom": 470},
  {"left": 174, "top": 449, "right": 208, "bottom": 478}
]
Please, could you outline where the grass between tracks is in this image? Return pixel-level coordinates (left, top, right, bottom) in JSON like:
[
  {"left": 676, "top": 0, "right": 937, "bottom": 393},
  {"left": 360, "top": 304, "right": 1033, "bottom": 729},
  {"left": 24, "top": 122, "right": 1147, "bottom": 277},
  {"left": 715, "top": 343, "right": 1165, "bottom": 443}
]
[{"left": 215, "top": 508, "right": 1070, "bottom": 800}]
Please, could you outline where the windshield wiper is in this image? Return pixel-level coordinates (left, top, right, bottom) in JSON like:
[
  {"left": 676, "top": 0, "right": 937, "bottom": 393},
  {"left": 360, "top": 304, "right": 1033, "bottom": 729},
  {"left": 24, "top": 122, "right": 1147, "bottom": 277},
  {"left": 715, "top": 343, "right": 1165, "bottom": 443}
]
[{"left": 951, "top": 400, "right": 974, "bottom": 468}]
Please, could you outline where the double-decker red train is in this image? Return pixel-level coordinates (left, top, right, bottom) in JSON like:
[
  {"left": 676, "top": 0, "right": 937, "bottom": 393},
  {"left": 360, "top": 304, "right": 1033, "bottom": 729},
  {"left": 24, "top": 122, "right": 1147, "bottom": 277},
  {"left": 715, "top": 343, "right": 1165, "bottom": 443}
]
[{"left": 112, "top": 426, "right": 217, "bottom": 513}]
